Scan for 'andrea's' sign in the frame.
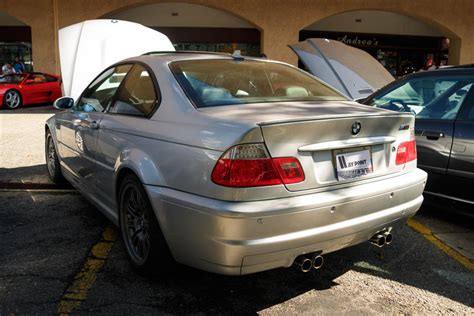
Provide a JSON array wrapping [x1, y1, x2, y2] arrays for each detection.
[[337, 35, 379, 47]]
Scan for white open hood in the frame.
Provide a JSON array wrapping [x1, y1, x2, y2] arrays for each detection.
[[59, 19, 175, 100], [289, 38, 394, 100]]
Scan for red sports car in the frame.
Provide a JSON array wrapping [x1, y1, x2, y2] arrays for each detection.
[[0, 72, 62, 109]]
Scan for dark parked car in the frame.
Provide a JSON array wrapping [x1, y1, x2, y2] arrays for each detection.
[[361, 68, 474, 205], [291, 39, 474, 207]]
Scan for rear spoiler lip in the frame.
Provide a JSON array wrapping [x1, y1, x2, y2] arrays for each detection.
[[257, 113, 414, 126]]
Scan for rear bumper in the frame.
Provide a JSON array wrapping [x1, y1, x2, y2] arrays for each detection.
[[145, 168, 427, 275]]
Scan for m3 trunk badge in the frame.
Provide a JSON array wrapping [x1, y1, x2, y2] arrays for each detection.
[[351, 121, 361, 135]]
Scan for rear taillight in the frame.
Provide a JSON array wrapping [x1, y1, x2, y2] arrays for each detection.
[[396, 140, 417, 165], [211, 144, 305, 187]]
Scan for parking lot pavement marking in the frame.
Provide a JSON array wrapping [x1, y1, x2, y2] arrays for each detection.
[[407, 218, 474, 271], [57, 225, 118, 315]]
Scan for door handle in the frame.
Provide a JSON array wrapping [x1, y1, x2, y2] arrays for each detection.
[[88, 120, 99, 129], [422, 130, 445, 140], [73, 119, 99, 129]]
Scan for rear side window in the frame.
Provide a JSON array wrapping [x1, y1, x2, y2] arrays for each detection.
[[44, 74, 57, 82], [369, 76, 474, 120], [109, 64, 158, 116], [30, 74, 47, 83], [170, 59, 346, 108]]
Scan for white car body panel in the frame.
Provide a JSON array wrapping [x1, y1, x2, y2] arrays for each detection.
[[59, 19, 175, 100], [289, 38, 394, 100]]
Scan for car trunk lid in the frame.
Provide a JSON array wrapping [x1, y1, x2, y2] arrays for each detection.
[[259, 114, 414, 192], [200, 101, 414, 192]]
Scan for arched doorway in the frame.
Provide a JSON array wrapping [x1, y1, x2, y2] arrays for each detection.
[[300, 10, 453, 77], [0, 11, 32, 72], [102, 3, 261, 56]]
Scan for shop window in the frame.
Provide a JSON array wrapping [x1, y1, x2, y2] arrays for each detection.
[[0, 42, 32, 73]]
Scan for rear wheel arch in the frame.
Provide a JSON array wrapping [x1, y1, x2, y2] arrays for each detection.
[[45, 124, 52, 136], [116, 169, 175, 273], [115, 167, 138, 203], [45, 124, 59, 149]]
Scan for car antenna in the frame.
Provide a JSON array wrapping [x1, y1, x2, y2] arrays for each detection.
[[232, 50, 245, 61]]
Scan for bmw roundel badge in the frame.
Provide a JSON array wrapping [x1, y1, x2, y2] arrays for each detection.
[[351, 121, 361, 135]]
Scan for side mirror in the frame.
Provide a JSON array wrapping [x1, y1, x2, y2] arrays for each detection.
[[53, 96, 74, 110], [25, 79, 35, 84]]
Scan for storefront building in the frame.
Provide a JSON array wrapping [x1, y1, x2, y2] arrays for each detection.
[[0, 12, 32, 72], [0, 0, 472, 75], [300, 30, 448, 77]]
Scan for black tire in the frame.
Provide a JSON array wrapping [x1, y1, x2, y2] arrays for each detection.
[[3, 90, 22, 109], [45, 130, 64, 183], [118, 174, 174, 274]]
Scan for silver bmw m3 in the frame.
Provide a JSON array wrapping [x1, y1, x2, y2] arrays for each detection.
[[45, 22, 427, 275]]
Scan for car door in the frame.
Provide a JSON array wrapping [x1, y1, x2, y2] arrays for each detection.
[[57, 64, 132, 192], [22, 74, 52, 103], [443, 89, 474, 201], [93, 63, 160, 211], [366, 75, 474, 175]]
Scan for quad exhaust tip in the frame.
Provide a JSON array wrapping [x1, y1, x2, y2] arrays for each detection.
[[383, 231, 393, 245], [369, 234, 386, 247], [294, 253, 324, 272], [369, 229, 393, 247], [294, 256, 313, 272], [312, 255, 324, 269]]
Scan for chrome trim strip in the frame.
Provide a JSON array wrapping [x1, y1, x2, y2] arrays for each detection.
[[424, 191, 474, 205], [298, 136, 396, 152]]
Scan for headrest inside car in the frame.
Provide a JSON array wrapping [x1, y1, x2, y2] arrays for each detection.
[[200, 87, 232, 103], [276, 86, 309, 97]]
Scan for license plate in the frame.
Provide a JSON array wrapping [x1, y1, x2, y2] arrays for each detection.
[[335, 149, 373, 180]]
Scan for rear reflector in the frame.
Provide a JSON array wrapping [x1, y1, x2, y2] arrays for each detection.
[[396, 140, 417, 165], [211, 144, 305, 187]]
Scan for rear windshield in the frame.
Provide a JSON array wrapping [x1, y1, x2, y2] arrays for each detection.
[[170, 59, 347, 108]]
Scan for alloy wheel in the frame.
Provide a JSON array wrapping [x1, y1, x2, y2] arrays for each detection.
[[5, 91, 20, 109], [123, 185, 151, 265], [47, 137, 56, 177]]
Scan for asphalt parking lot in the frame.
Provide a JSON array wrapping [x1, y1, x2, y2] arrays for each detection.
[[1, 105, 473, 314]]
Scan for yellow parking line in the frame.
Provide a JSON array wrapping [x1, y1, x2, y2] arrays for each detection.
[[57, 225, 118, 315], [407, 218, 474, 271]]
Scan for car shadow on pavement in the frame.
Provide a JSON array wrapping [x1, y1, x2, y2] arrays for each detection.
[[1, 164, 472, 313], [0, 164, 71, 189], [91, 219, 474, 313]]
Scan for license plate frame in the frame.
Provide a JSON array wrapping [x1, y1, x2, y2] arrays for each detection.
[[333, 146, 373, 181]]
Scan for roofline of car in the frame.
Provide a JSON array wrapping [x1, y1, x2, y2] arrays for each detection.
[[418, 66, 474, 74], [143, 51, 232, 57]]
